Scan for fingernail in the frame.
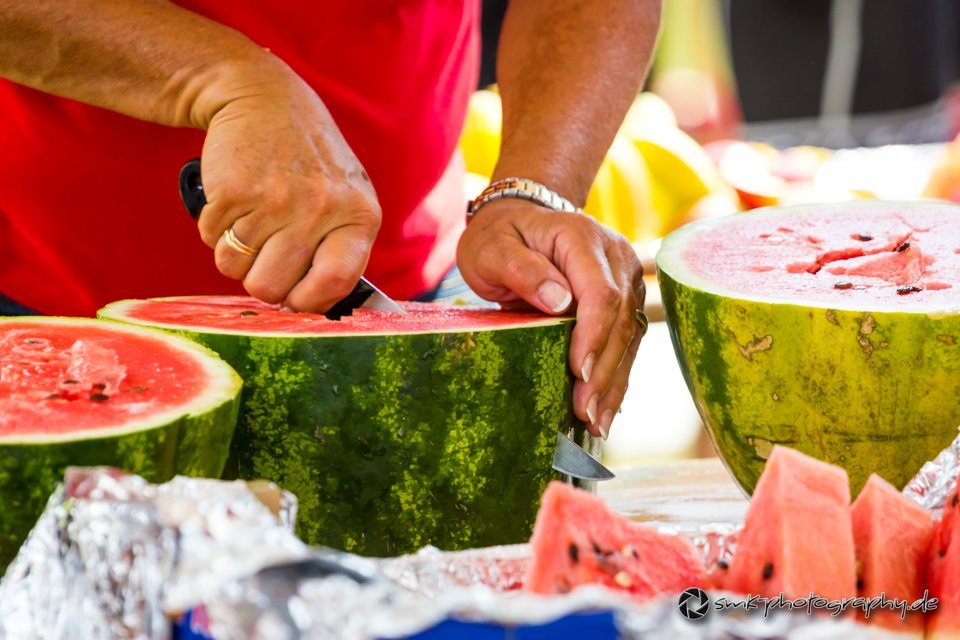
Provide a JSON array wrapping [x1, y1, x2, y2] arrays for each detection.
[[581, 353, 595, 384], [586, 394, 598, 425], [599, 409, 614, 440], [538, 281, 572, 313]]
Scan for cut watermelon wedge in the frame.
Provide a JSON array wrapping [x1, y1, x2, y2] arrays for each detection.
[[525, 481, 709, 602], [724, 446, 857, 600], [927, 483, 960, 640], [851, 473, 932, 634], [0, 317, 241, 568]]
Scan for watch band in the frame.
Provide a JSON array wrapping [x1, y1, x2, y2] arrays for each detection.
[[467, 177, 582, 221]]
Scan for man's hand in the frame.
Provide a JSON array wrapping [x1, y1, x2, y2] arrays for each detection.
[[458, 199, 645, 439], [196, 63, 381, 312]]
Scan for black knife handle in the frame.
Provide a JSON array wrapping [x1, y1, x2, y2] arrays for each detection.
[[324, 279, 374, 321], [178, 157, 206, 220]]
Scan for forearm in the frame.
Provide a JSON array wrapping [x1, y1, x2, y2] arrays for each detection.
[[0, 0, 284, 128], [494, 0, 661, 205]]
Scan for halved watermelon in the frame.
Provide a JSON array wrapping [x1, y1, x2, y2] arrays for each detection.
[[657, 201, 960, 494], [927, 482, 960, 639], [724, 446, 856, 600], [0, 317, 241, 568], [525, 481, 709, 601], [851, 473, 932, 634], [99, 296, 582, 556]]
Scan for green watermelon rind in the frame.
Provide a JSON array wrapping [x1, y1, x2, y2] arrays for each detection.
[[99, 297, 583, 557], [657, 202, 960, 495], [0, 317, 242, 568]]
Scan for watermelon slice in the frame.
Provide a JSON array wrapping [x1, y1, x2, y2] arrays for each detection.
[[99, 296, 582, 556], [851, 473, 932, 634], [0, 317, 241, 568], [525, 481, 709, 602], [724, 446, 856, 600], [927, 483, 960, 640], [657, 201, 960, 494]]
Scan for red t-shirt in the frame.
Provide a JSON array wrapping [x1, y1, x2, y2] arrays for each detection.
[[0, 1, 478, 316]]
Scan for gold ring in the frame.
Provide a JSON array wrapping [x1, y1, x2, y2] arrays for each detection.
[[635, 308, 649, 339], [223, 226, 259, 257]]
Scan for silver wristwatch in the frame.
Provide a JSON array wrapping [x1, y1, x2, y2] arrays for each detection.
[[467, 177, 582, 221]]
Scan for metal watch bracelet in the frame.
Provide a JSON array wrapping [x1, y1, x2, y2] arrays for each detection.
[[466, 177, 582, 221]]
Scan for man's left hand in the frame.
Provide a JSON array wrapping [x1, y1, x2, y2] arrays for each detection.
[[457, 199, 646, 440]]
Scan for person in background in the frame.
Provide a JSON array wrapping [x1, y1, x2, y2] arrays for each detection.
[[726, 0, 960, 148], [0, 0, 660, 440]]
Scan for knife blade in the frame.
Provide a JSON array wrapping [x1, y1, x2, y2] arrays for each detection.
[[552, 432, 615, 481], [178, 158, 406, 319]]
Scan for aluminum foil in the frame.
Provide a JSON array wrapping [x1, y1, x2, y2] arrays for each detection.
[[0, 467, 303, 640], [903, 427, 960, 512]]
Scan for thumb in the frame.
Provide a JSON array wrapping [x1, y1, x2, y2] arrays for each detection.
[[484, 238, 574, 314]]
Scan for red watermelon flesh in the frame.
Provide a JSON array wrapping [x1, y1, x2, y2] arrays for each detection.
[[680, 202, 960, 307], [927, 484, 960, 640], [525, 481, 709, 602], [0, 320, 218, 436], [851, 473, 932, 633], [725, 446, 857, 600], [115, 296, 560, 335]]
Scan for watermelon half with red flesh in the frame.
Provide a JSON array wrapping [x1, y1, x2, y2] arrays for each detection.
[[723, 445, 857, 600], [525, 481, 709, 601], [657, 201, 960, 495], [851, 473, 932, 634], [0, 317, 241, 569], [927, 482, 960, 639], [99, 296, 584, 556]]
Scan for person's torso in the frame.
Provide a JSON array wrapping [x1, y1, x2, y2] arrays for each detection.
[[0, 0, 478, 315]]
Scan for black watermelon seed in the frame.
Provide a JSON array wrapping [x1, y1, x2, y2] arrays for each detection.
[[90, 393, 110, 402], [762, 562, 774, 580], [591, 540, 602, 555], [953, 493, 959, 508], [853, 233, 873, 242], [46, 393, 61, 400], [856, 577, 864, 591], [62, 379, 79, 385], [25, 339, 41, 344], [896, 285, 923, 295], [568, 543, 579, 564], [239, 310, 258, 316], [92, 383, 106, 390], [834, 281, 853, 290], [940, 549, 947, 558], [716, 559, 729, 570], [895, 241, 911, 252]]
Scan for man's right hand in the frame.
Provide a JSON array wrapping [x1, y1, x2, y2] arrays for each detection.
[[196, 62, 381, 313]]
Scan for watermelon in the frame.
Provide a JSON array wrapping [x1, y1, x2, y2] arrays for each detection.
[[927, 482, 960, 639], [851, 473, 932, 634], [0, 317, 241, 568], [724, 446, 856, 600], [98, 296, 582, 556], [657, 201, 960, 494], [525, 481, 709, 601]]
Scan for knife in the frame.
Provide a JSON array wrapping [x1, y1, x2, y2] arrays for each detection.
[[553, 432, 615, 481], [178, 158, 407, 319]]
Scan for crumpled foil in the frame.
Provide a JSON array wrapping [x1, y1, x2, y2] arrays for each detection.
[[5, 431, 960, 640], [0, 467, 304, 640], [903, 427, 960, 512]]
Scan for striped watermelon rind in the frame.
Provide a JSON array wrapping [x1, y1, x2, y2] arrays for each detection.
[[0, 317, 242, 568], [99, 297, 584, 556], [657, 202, 960, 495]]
